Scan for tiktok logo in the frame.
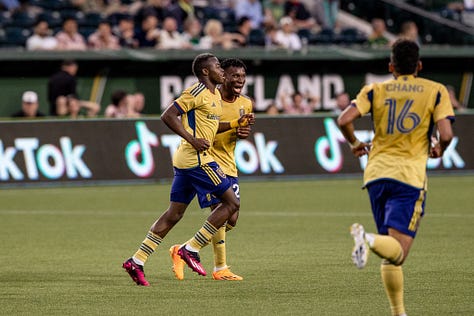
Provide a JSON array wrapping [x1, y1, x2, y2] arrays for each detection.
[[125, 122, 159, 177], [315, 118, 373, 172]]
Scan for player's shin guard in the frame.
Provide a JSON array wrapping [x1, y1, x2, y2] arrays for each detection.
[[381, 260, 406, 316], [366, 234, 404, 265]]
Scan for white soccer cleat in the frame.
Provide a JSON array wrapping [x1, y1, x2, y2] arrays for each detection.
[[350, 223, 369, 269]]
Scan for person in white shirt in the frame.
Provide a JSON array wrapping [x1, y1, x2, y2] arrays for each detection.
[[274, 16, 302, 50], [26, 20, 58, 51], [157, 16, 192, 49]]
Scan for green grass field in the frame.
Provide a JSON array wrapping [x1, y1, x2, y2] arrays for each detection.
[[1, 176, 473, 315]]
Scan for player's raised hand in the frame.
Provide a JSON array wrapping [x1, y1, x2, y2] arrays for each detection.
[[238, 113, 255, 126]]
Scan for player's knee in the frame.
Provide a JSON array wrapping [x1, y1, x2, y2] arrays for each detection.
[[227, 199, 240, 213]]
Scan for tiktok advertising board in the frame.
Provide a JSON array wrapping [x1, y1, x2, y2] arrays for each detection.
[[0, 115, 472, 186]]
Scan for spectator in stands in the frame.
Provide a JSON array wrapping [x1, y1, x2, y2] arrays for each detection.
[[104, 89, 141, 118], [182, 17, 203, 49], [55, 17, 87, 51], [264, 0, 286, 27], [198, 19, 243, 50], [264, 23, 279, 49], [134, 14, 161, 47], [71, 0, 123, 15], [274, 16, 303, 51], [114, 14, 139, 48], [26, 20, 58, 51], [157, 16, 192, 49], [398, 21, 421, 46], [11, 91, 45, 118], [333, 91, 350, 115], [48, 60, 78, 116], [368, 18, 390, 47], [320, 0, 339, 30], [166, 0, 195, 31], [131, 92, 146, 114], [66, 94, 100, 119], [235, 0, 264, 29], [232, 16, 252, 47], [0, 0, 20, 12], [88, 20, 121, 50], [281, 91, 315, 115], [265, 102, 281, 115], [134, 0, 167, 26], [284, 0, 317, 30]]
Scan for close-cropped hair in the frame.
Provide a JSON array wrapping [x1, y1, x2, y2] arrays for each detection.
[[221, 58, 246, 70], [192, 53, 217, 77], [391, 39, 419, 75]]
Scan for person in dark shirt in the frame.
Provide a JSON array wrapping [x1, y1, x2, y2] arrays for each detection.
[[12, 91, 46, 118], [47, 59, 78, 116]]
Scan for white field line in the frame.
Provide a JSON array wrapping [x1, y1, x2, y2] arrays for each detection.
[[0, 210, 473, 218]]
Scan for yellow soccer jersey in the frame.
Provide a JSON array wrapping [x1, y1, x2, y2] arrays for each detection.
[[209, 94, 253, 177], [172, 82, 222, 169], [355, 75, 455, 189]]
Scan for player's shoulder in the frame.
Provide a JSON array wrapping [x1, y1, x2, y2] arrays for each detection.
[[184, 82, 207, 97], [415, 77, 446, 90], [238, 94, 253, 105]]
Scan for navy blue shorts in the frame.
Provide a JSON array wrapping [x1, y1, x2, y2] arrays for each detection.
[[198, 176, 240, 208], [170, 162, 231, 209], [366, 179, 426, 238]]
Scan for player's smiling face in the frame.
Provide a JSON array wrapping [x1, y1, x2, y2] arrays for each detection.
[[224, 66, 246, 96]]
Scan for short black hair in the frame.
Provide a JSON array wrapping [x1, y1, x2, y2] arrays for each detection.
[[111, 90, 128, 106], [61, 59, 77, 67], [220, 58, 246, 71], [391, 39, 419, 75], [192, 53, 217, 77]]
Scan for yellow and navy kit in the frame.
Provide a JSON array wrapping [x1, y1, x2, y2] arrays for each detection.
[[355, 75, 455, 189], [172, 82, 222, 169], [209, 94, 253, 177]]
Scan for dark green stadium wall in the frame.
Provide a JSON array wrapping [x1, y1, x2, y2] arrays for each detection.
[[0, 47, 472, 117]]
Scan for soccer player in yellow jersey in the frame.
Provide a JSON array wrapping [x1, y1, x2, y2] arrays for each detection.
[[169, 58, 254, 281], [337, 39, 454, 316], [122, 53, 253, 286]]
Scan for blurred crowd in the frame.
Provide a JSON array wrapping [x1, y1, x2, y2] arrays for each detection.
[[0, 0, 472, 50]]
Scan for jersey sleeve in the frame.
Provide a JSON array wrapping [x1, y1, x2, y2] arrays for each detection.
[[174, 90, 195, 113], [433, 84, 455, 122], [355, 84, 375, 115]]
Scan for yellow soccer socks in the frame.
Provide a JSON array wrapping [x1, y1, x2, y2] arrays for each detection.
[[187, 221, 218, 251], [133, 231, 162, 265], [381, 261, 406, 316], [365, 233, 404, 265], [212, 225, 227, 270]]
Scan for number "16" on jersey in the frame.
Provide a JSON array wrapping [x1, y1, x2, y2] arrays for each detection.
[[385, 98, 421, 134]]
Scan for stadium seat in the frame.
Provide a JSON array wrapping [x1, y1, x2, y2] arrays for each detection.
[[3, 27, 31, 47], [10, 12, 37, 28], [0, 11, 13, 28], [309, 28, 335, 44], [297, 29, 312, 42], [337, 27, 367, 44], [79, 26, 96, 39], [37, 11, 63, 28], [37, 0, 73, 10], [80, 12, 105, 27], [248, 28, 265, 46]]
